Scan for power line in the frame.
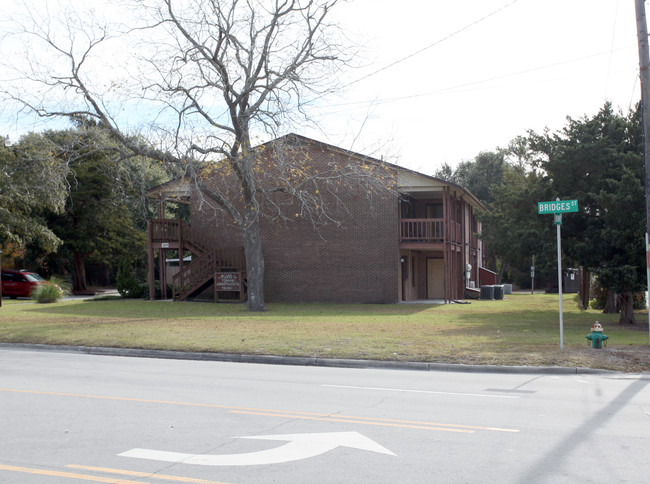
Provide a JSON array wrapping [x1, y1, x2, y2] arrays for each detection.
[[304, 0, 522, 108], [341, 0, 522, 90], [605, 0, 621, 98], [318, 45, 637, 114]]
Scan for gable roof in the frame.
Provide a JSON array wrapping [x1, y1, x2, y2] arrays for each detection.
[[146, 133, 486, 211], [146, 176, 191, 203], [276, 134, 487, 211]]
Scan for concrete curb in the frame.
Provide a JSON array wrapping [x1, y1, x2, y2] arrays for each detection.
[[0, 343, 615, 375]]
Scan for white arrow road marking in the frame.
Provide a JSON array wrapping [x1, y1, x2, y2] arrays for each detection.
[[119, 431, 395, 466]]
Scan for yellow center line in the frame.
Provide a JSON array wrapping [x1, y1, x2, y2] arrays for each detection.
[[0, 464, 143, 483], [0, 387, 519, 433], [67, 465, 232, 484], [229, 410, 520, 433], [251, 410, 520, 433], [229, 410, 474, 433]]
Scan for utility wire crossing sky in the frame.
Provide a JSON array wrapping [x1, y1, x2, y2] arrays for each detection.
[[0, 0, 643, 175]]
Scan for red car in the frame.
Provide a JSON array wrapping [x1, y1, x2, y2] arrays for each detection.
[[1, 269, 47, 298]]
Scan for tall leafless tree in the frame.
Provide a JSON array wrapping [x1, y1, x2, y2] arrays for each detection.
[[2, 0, 394, 311]]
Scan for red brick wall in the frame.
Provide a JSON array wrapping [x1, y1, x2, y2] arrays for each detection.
[[190, 137, 399, 303]]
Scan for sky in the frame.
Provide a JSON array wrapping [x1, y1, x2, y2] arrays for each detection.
[[310, 0, 642, 174], [0, 0, 644, 176]]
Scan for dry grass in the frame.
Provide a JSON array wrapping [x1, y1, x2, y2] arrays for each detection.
[[0, 293, 649, 372]]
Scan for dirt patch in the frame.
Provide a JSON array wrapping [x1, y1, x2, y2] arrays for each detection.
[[531, 346, 650, 373], [578, 346, 650, 372]]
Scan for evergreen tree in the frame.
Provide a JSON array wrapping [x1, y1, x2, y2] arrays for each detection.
[[0, 133, 68, 255], [524, 103, 643, 324], [41, 123, 169, 292]]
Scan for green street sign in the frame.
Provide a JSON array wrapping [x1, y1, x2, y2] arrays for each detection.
[[536, 199, 579, 351], [538, 200, 578, 214]]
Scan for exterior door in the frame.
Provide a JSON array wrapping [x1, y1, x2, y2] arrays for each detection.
[[426, 203, 443, 219], [427, 258, 444, 299]]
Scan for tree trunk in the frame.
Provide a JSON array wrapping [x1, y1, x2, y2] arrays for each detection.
[[496, 261, 506, 285], [602, 290, 618, 313], [618, 291, 637, 324], [242, 218, 266, 312], [579, 267, 590, 309], [72, 252, 89, 294]]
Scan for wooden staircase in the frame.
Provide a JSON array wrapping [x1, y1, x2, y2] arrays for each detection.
[[172, 247, 245, 301], [148, 219, 245, 301]]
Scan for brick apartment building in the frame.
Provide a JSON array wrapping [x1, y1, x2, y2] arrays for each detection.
[[146, 134, 489, 303]]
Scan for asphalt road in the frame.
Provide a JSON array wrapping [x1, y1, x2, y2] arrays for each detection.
[[1, 347, 649, 483]]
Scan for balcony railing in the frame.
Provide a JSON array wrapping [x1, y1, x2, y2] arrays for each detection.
[[150, 219, 181, 243], [149, 219, 212, 253], [399, 218, 444, 243], [399, 219, 462, 244]]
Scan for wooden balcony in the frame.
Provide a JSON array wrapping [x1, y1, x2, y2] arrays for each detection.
[[149, 219, 213, 253], [399, 218, 462, 248]]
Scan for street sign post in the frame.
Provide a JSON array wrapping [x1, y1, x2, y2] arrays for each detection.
[[538, 198, 579, 350]]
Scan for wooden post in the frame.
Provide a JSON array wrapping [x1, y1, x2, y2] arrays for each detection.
[[159, 248, 167, 300], [442, 186, 449, 303], [147, 221, 155, 301], [178, 220, 184, 286], [158, 195, 165, 218]]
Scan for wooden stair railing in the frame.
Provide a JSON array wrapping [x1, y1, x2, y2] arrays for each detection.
[[180, 222, 212, 256], [150, 219, 245, 300], [172, 250, 217, 301], [172, 247, 246, 301]]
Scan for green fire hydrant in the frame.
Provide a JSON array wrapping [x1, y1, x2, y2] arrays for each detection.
[[586, 321, 608, 349]]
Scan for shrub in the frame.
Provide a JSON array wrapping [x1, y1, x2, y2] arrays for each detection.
[[116, 258, 145, 298], [31, 276, 69, 304], [589, 278, 647, 311], [633, 291, 646, 310], [589, 279, 607, 310]]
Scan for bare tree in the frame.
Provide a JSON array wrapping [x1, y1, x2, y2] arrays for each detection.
[[2, 0, 393, 311]]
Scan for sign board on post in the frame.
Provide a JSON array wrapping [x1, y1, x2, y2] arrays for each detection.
[[538, 200, 578, 214], [537, 199, 579, 351], [215, 272, 242, 291], [214, 272, 245, 302]]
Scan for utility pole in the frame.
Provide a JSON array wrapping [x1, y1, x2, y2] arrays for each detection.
[[634, 0, 650, 344]]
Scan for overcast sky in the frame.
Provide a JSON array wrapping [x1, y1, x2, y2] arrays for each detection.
[[0, 0, 643, 176], [313, 0, 642, 174]]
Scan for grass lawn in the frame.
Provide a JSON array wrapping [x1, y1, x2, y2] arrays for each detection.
[[1, 293, 649, 372]]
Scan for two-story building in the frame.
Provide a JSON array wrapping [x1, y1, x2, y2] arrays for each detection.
[[146, 134, 490, 303]]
